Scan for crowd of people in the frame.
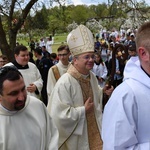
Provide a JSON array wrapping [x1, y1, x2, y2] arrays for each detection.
[[0, 21, 149, 149]]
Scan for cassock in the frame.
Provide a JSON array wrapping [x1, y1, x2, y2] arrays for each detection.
[[5, 62, 43, 99]]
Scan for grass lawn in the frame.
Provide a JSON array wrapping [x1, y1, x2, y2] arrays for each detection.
[[0, 33, 68, 59], [17, 33, 67, 54]]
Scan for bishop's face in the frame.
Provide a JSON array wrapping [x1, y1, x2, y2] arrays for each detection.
[[73, 52, 95, 75]]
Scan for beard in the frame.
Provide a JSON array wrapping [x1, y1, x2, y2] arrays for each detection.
[[14, 98, 26, 110]]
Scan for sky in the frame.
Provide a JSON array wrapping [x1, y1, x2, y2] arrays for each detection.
[[69, 0, 150, 6]]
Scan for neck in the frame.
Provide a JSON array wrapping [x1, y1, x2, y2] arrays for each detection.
[[141, 64, 150, 77], [74, 65, 90, 75], [62, 61, 69, 66]]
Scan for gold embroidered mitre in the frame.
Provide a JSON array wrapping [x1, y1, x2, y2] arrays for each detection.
[[67, 25, 94, 56]]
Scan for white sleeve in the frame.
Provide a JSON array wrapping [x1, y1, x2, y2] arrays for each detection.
[[47, 67, 57, 100], [102, 85, 149, 150]]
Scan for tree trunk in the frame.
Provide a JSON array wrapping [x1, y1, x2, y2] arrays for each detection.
[[0, 17, 14, 61], [0, 0, 38, 62]]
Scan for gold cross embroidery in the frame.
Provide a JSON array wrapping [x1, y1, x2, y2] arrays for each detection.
[[71, 35, 78, 42]]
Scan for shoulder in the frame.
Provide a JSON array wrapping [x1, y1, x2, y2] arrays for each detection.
[[55, 73, 77, 87], [24, 96, 49, 119], [90, 71, 98, 80], [28, 62, 39, 71], [109, 81, 134, 105], [51, 65, 58, 69], [53, 73, 80, 96], [28, 62, 37, 67], [4, 62, 13, 67], [50, 65, 59, 74], [27, 95, 45, 109]]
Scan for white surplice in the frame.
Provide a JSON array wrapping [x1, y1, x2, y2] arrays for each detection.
[[102, 56, 150, 149], [0, 95, 59, 150], [47, 61, 71, 100], [5, 62, 43, 99]]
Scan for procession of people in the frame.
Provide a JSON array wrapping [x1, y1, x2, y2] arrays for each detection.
[[0, 21, 150, 149]]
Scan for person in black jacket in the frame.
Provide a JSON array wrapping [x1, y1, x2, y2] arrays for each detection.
[[34, 47, 54, 105], [107, 49, 125, 88]]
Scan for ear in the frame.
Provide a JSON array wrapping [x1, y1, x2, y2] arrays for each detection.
[[0, 95, 2, 102], [138, 47, 149, 61], [72, 56, 78, 64], [14, 54, 17, 59]]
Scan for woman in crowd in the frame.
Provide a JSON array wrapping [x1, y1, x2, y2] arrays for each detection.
[[92, 52, 108, 87]]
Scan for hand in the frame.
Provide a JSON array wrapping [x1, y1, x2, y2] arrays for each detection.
[[98, 77, 103, 82], [27, 84, 37, 93], [84, 97, 94, 114], [116, 70, 120, 74], [103, 84, 114, 96]]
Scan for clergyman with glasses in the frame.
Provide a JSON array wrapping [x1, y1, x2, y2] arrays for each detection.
[[47, 44, 71, 100], [47, 25, 113, 150]]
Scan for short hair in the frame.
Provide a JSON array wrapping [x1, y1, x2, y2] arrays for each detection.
[[42, 46, 46, 49], [51, 53, 57, 59], [0, 55, 8, 62], [34, 47, 42, 55], [29, 52, 34, 58], [57, 45, 70, 53], [128, 44, 136, 52], [14, 45, 28, 55], [0, 66, 22, 95], [136, 21, 150, 52], [94, 52, 104, 64]]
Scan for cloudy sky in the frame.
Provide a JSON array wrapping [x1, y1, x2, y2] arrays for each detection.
[[70, 0, 150, 5]]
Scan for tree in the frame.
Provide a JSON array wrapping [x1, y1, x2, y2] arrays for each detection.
[[32, 5, 49, 30], [68, 5, 91, 24], [48, 6, 68, 34], [0, 0, 38, 61]]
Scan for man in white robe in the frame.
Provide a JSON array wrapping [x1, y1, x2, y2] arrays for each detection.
[[0, 66, 58, 150], [47, 25, 113, 150], [102, 21, 150, 149], [5, 45, 43, 99], [46, 37, 53, 54], [47, 45, 71, 100]]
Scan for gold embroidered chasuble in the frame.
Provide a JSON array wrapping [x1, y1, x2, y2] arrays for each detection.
[[67, 64, 103, 150]]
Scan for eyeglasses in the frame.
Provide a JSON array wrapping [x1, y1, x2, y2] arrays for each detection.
[[0, 61, 7, 63], [78, 55, 96, 60], [58, 53, 69, 57], [0, 66, 18, 77]]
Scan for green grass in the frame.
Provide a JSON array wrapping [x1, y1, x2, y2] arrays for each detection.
[[54, 33, 67, 43], [52, 44, 62, 53], [0, 34, 68, 59], [17, 33, 67, 53]]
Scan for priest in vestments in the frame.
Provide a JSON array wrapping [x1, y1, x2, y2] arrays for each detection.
[[4, 45, 43, 99], [47, 25, 113, 150], [0, 66, 59, 150]]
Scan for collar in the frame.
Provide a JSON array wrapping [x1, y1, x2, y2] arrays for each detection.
[[59, 60, 71, 68], [67, 64, 90, 82], [0, 104, 18, 114], [12, 60, 29, 69], [95, 61, 100, 65], [141, 65, 150, 78]]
